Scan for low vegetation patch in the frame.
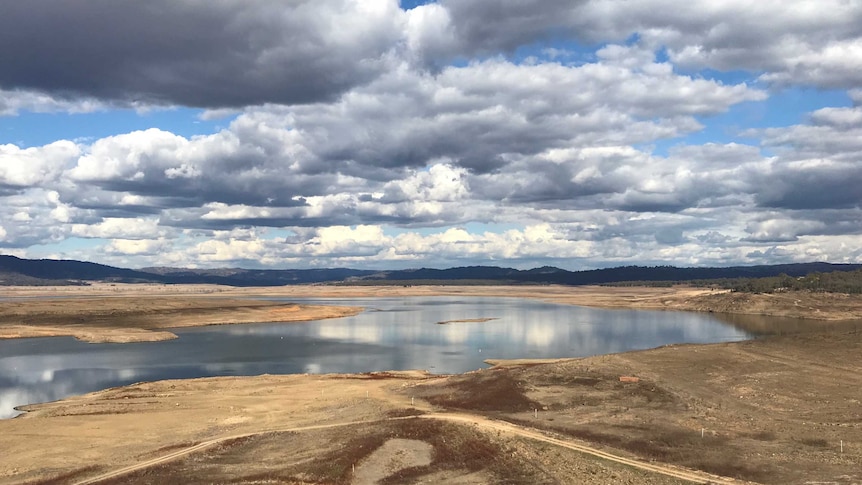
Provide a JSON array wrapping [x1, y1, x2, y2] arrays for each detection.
[[416, 369, 542, 412]]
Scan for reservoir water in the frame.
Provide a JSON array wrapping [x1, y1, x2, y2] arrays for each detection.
[[0, 296, 752, 419]]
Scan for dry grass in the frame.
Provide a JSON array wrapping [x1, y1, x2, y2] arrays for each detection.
[[511, 420, 773, 482], [20, 466, 101, 485]]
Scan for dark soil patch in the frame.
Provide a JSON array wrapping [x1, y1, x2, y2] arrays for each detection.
[[92, 419, 553, 485], [20, 466, 100, 485], [415, 368, 541, 412]]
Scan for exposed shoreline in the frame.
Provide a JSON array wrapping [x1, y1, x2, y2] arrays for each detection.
[[0, 295, 363, 343], [3, 324, 860, 484], [2, 284, 861, 483], [2, 283, 861, 343], [4, 282, 862, 316]]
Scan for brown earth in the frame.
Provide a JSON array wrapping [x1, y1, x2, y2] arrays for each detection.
[[0, 296, 362, 343], [3, 282, 861, 330], [1, 284, 861, 484], [3, 327, 859, 484]]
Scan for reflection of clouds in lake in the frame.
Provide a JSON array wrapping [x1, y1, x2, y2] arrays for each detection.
[[523, 322, 557, 348], [0, 296, 756, 420], [1, 388, 40, 418], [0, 366, 145, 419], [315, 322, 382, 344], [440, 324, 469, 344]]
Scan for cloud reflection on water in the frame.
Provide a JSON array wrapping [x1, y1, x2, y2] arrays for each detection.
[[0, 297, 752, 419]]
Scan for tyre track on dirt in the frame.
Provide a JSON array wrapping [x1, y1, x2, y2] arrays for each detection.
[[72, 418, 408, 485], [423, 413, 751, 484], [73, 412, 750, 485]]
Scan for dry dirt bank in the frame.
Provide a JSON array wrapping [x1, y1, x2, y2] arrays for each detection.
[[0, 296, 362, 343], [5, 282, 862, 322], [1, 371, 699, 485]]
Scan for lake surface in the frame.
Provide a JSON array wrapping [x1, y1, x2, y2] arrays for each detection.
[[0, 296, 752, 419]]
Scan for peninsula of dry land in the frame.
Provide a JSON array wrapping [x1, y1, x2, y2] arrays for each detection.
[[0, 291, 362, 343], [1, 284, 861, 484]]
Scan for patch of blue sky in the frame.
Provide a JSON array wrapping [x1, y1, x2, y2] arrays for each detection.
[[760, 87, 853, 125], [685, 67, 761, 86], [263, 229, 297, 240], [510, 38, 603, 66], [382, 222, 521, 239], [381, 226, 440, 238], [400, 0, 435, 10], [462, 222, 522, 234], [641, 87, 852, 157], [0, 107, 231, 148]]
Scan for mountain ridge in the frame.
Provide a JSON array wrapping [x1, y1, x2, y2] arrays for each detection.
[[2, 254, 861, 287]]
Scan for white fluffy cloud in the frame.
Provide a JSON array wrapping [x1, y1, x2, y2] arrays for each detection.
[[1, 1, 860, 269], [0, 141, 79, 187], [70, 218, 164, 240]]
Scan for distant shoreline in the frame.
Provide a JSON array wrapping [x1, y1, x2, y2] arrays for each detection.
[[1, 283, 860, 344], [0, 295, 363, 343]]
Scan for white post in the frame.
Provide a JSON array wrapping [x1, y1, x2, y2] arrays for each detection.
[[535, 409, 538, 418], [841, 440, 843, 453], [411, 397, 414, 406], [366, 391, 369, 398], [701, 428, 704, 438]]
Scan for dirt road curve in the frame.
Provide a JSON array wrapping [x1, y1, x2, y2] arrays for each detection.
[[72, 418, 404, 485], [423, 413, 745, 485], [73, 413, 743, 485]]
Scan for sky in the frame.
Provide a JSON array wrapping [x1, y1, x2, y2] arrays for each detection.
[[0, 0, 861, 271]]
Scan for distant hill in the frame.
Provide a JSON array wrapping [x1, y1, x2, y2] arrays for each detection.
[[0, 255, 160, 284], [0, 255, 375, 287], [1, 254, 860, 287], [348, 262, 862, 286], [140, 266, 376, 286]]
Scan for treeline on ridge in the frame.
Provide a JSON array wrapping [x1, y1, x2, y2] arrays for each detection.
[[607, 269, 862, 294]]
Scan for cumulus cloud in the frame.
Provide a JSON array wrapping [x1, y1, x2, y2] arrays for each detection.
[[1, 1, 861, 268], [0, 141, 80, 188], [748, 105, 862, 210], [429, 0, 862, 89], [0, 0, 404, 108], [42, 52, 762, 231], [104, 238, 171, 256], [70, 218, 164, 240], [4, 0, 854, 112]]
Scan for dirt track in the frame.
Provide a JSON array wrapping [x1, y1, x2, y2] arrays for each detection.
[[69, 413, 742, 485]]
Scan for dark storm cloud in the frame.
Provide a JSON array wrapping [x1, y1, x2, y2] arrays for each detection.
[[433, 0, 862, 89], [438, 0, 589, 54], [0, 0, 401, 108], [754, 169, 862, 210], [750, 111, 862, 210]]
